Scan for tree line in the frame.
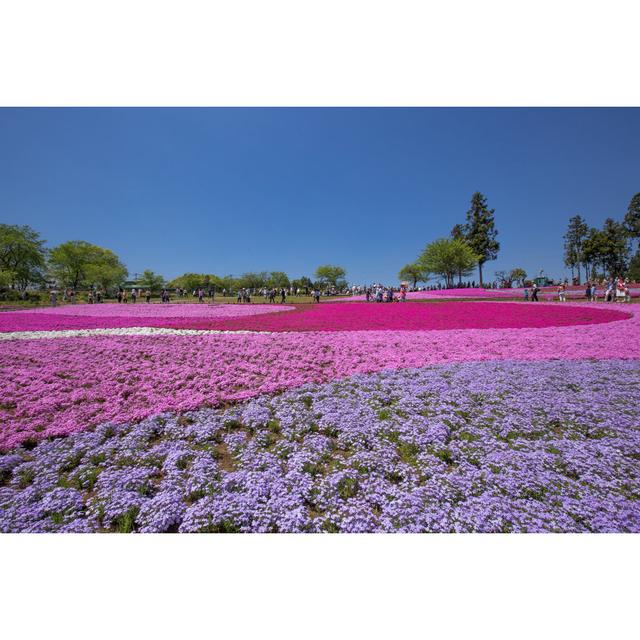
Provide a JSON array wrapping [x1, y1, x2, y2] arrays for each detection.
[[563, 192, 640, 283], [0, 223, 348, 299], [399, 191, 501, 288]]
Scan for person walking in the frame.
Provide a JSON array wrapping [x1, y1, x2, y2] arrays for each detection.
[[145, 289, 151, 303], [50, 290, 58, 307], [280, 288, 286, 304], [531, 283, 539, 302]]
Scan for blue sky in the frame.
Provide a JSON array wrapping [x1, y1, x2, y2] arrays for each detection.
[[1, 107, 638, 284]]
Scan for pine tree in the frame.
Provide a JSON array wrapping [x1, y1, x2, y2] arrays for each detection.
[[450, 223, 465, 241], [601, 218, 630, 277], [624, 192, 640, 250], [463, 192, 499, 286], [563, 215, 589, 284]]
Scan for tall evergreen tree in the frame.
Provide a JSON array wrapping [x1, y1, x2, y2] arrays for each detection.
[[582, 227, 609, 279], [450, 223, 465, 241], [563, 215, 589, 283], [601, 218, 630, 277], [624, 192, 640, 250], [463, 192, 499, 286]]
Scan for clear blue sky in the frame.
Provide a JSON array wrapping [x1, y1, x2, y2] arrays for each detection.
[[1, 108, 638, 284]]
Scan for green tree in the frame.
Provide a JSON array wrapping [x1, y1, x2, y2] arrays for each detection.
[[314, 265, 347, 289], [267, 271, 290, 289], [218, 275, 236, 294], [627, 251, 640, 282], [563, 215, 589, 283], [450, 223, 466, 241], [49, 240, 127, 290], [86, 247, 128, 292], [398, 262, 429, 288], [167, 273, 206, 292], [419, 238, 477, 288], [0, 224, 47, 291], [137, 269, 165, 292], [509, 267, 527, 287], [581, 228, 606, 279], [464, 192, 499, 286], [624, 192, 640, 250], [291, 276, 313, 293], [600, 218, 630, 277], [238, 271, 269, 290]]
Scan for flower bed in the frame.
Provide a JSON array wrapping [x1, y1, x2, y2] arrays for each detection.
[[1, 360, 638, 533], [1, 301, 628, 334], [174, 301, 629, 332], [1, 303, 638, 450]]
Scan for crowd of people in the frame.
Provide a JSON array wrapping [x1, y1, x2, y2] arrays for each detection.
[[361, 284, 408, 302], [46, 276, 636, 308], [526, 277, 634, 303]]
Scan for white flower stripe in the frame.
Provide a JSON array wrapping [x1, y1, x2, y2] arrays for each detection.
[[0, 327, 273, 341]]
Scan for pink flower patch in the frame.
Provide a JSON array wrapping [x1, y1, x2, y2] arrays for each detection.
[[147, 301, 629, 332], [0, 303, 294, 332]]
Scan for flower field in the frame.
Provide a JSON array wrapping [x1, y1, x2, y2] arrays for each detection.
[[1, 301, 639, 532]]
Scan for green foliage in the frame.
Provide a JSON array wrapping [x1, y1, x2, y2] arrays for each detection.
[[314, 264, 347, 289], [419, 238, 478, 287], [624, 192, 640, 240], [495, 267, 527, 288], [450, 223, 466, 241], [136, 269, 165, 292], [237, 271, 269, 290], [49, 240, 127, 290], [291, 276, 312, 292], [336, 476, 359, 500], [601, 218, 630, 277], [581, 227, 605, 278], [0, 224, 47, 291], [217, 274, 236, 293], [509, 267, 527, 287], [398, 262, 429, 288], [17, 466, 36, 489], [434, 448, 455, 465], [563, 215, 589, 283], [464, 192, 499, 285], [627, 251, 640, 282], [267, 271, 290, 289], [397, 440, 420, 465], [114, 506, 139, 533], [582, 219, 630, 278], [167, 272, 220, 291], [87, 247, 128, 292]]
